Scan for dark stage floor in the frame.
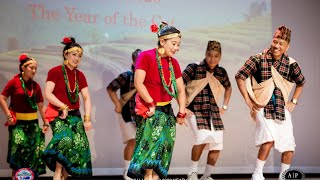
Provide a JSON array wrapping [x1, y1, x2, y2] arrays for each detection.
[[1, 173, 320, 180]]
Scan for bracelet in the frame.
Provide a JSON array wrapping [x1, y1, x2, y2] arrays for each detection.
[[59, 104, 69, 111], [43, 124, 49, 127], [84, 114, 90, 122], [145, 101, 156, 107], [177, 112, 186, 118]]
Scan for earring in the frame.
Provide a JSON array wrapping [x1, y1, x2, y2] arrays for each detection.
[[157, 47, 165, 55], [21, 71, 25, 77], [63, 60, 69, 65]]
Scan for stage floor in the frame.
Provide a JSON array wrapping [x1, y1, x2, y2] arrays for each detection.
[[1, 174, 320, 180]]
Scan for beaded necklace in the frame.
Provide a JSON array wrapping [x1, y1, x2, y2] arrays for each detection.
[[19, 77, 38, 110], [156, 50, 178, 98], [62, 64, 79, 103]]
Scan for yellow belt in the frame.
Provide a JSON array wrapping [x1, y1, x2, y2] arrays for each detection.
[[16, 112, 38, 120], [156, 101, 170, 106]]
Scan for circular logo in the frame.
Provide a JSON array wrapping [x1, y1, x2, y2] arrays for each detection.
[[280, 168, 305, 180], [15, 168, 34, 180]]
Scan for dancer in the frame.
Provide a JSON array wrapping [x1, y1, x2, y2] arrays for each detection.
[[183, 41, 232, 180], [235, 26, 306, 180], [127, 22, 186, 180], [44, 37, 92, 179], [0, 54, 48, 179], [107, 48, 142, 180]]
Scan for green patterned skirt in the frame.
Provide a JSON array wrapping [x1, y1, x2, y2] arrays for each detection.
[[128, 104, 176, 178], [44, 111, 92, 177], [7, 119, 46, 176]]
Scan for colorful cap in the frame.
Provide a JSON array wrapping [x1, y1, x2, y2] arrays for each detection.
[[150, 21, 181, 40], [273, 25, 291, 43], [206, 40, 221, 52]]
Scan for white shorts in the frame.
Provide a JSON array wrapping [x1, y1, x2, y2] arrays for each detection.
[[187, 114, 223, 151], [255, 109, 295, 152], [116, 113, 136, 144]]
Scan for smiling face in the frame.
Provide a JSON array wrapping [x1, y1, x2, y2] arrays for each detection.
[[22, 62, 37, 79], [205, 50, 221, 69], [160, 36, 181, 57], [270, 37, 290, 60], [64, 49, 82, 69]]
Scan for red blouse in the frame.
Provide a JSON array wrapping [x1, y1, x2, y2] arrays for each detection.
[[1, 74, 43, 113], [46, 65, 88, 110], [135, 48, 182, 102]]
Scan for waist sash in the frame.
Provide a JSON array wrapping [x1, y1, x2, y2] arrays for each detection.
[[120, 89, 136, 107], [16, 112, 37, 120], [246, 58, 296, 107], [186, 71, 224, 106]]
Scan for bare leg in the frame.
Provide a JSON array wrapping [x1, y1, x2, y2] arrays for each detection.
[[279, 151, 294, 175], [200, 150, 220, 178], [124, 139, 136, 160], [123, 139, 135, 179], [252, 141, 274, 178], [281, 151, 294, 164], [257, 141, 274, 161], [188, 144, 206, 175], [191, 144, 206, 161], [207, 150, 220, 166], [54, 162, 63, 180]]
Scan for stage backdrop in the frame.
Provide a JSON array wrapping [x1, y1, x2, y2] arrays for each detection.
[[0, 0, 319, 176]]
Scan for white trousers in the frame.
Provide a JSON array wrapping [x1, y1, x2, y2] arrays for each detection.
[[187, 114, 223, 150], [115, 113, 136, 144], [255, 109, 295, 152]]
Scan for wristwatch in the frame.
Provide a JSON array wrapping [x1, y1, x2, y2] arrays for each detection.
[[222, 105, 228, 110], [291, 99, 298, 105]]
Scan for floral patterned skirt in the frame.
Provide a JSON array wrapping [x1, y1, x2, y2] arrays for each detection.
[[44, 112, 92, 177], [7, 120, 46, 176], [128, 104, 176, 178]]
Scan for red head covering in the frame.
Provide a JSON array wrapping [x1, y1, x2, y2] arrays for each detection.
[[19, 53, 28, 62]]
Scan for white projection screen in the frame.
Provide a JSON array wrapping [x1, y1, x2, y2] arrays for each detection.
[[0, 0, 319, 176]]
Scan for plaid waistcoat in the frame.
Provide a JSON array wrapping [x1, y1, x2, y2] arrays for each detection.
[[183, 60, 231, 130], [247, 49, 305, 120]]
